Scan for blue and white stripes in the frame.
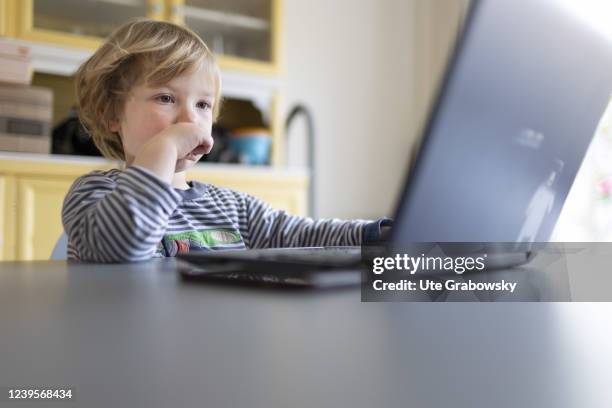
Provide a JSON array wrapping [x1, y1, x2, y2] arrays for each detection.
[[62, 165, 369, 263]]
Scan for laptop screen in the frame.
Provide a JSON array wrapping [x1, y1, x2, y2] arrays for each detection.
[[393, 0, 612, 243]]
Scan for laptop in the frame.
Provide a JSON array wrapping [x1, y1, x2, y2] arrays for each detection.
[[178, 0, 612, 287]]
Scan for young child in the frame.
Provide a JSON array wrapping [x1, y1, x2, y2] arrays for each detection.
[[62, 19, 390, 262]]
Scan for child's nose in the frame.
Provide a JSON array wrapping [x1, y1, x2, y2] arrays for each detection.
[[176, 105, 197, 123]]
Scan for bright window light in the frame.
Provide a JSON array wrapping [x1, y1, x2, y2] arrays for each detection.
[[558, 0, 612, 43]]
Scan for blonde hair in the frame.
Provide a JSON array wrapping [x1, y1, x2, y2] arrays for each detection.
[[75, 18, 222, 160]]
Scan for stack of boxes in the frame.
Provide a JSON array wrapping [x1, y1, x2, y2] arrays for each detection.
[[0, 41, 53, 154]]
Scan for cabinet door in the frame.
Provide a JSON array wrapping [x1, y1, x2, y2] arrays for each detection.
[[11, 0, 164, 49], [0, 175, 17, 261], [17, 177, 73, 260], [0, 0, 7, 36], [169, 0, 281, 74]]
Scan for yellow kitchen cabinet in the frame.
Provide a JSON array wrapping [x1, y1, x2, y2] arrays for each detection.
[[0, 157, 115, 261], [0, 0, 7, 36], [5, 0, 282, 75], [5, 0, 164, 50], [0, 155, 307, 261], [17, 176, 74, 260], [4, 175, 82, 261], [0, 175, 17, 260]]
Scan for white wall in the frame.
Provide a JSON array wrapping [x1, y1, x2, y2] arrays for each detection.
[[282, 0, 467, 219]]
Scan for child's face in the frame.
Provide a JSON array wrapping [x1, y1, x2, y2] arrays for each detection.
[[111, 63, 215, 171]]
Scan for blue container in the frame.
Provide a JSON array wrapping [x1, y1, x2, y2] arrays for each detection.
[[228, 128, 272, 165]]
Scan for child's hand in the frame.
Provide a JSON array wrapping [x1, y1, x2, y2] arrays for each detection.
[[156, 122, 214, 161], [132, 123, 214, 184]]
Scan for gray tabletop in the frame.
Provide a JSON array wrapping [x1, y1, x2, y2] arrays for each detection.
[[1, 259, 611, 408]]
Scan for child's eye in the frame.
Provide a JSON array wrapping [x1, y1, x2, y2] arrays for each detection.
[[196, 101, 212, 111], [156, 94, 174, 104]]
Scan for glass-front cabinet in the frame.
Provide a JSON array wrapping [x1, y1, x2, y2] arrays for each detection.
[[7, 0, 164, 49], [4, 0, 281, 74], [168, 0, 281, 74]]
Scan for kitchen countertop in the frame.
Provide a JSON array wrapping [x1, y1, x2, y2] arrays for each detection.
[[0, 151, 309, 176]]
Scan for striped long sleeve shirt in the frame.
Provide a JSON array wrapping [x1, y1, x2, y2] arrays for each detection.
[[62, 165, 385, 263]]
